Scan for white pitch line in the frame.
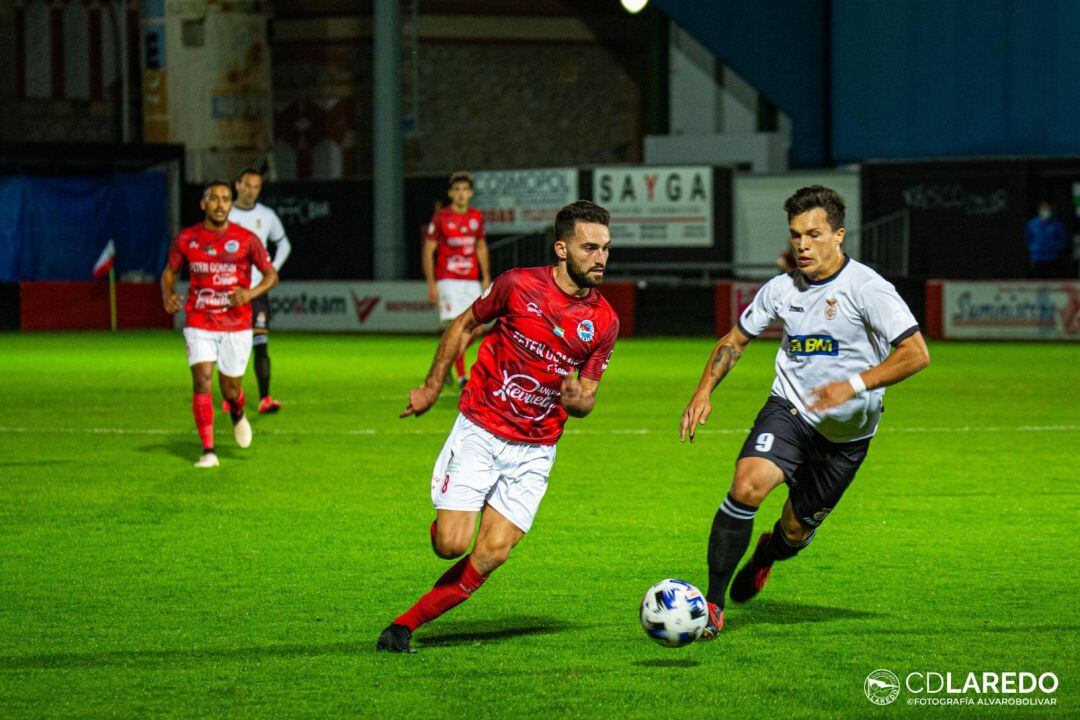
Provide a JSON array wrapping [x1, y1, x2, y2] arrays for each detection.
[[0, 425, 1077, 438]]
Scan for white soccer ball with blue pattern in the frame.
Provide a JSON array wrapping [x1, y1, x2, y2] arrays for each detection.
[[639, 578, 708, 647]]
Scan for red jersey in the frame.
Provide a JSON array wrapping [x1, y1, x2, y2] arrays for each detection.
[[427, 207, 485, 281], [460, 266, 619, 445], [167, 222, 273, 332]]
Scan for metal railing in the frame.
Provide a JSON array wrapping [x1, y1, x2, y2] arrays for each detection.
[[860, 209, 911, 277], [486, 230, 554, 275], [486, 229, 780, 285]]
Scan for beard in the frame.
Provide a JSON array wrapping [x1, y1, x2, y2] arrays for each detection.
[[566, 257, 603, 288]]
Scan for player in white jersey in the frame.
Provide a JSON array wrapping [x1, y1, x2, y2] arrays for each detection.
[[679, 185, 930, 638], [230, 168, 292, 414]]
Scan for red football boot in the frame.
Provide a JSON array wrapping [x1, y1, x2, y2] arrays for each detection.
[[701, 601, 725, 641], [258, 396, 282, 414], [729, 532, 774, 603]]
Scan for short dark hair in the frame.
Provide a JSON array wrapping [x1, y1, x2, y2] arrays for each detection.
[[448, 171, 473, 189], [783, 185, 845, 230], [203, 180, 233, 200], [555, 200, 610, 242]]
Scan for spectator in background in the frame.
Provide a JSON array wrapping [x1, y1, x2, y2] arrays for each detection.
[[1025, 201, 1068, 278]]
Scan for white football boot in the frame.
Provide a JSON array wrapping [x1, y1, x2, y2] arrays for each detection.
[[234, 415, 253, 449], [194, 452, 219, 468]]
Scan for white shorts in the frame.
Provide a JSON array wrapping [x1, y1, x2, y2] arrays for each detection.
[[183, 327, 253, 377], [436, 279, 482, 322], [430, 414, 556, 533]]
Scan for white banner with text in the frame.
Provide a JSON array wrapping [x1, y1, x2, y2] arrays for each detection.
[[173, 281, 443, 333], [592, 165, 713, 247], [940, 280, 1080, 340], [472, 168, 578, 234]]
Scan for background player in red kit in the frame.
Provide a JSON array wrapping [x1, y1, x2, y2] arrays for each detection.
[[160, 181, 279, 468], [378, 201, 618, 653], [422, 171, 491, 388]]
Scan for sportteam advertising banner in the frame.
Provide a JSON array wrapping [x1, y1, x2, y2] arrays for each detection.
[[471, 168, 578, 234], [928, 280, 1080, 340], [173, 282, 443, 332], [592, 166, 713, 247]]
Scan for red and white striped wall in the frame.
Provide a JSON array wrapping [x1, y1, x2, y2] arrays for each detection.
[[15, 0, 138, 102]]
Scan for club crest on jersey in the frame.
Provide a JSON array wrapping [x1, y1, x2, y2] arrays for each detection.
[[825, 298, 838, 320], [576, 319, 595, 342], [224, 240, 240, 253], [788, 334, 839, 356], [469, 218, 479, 230]]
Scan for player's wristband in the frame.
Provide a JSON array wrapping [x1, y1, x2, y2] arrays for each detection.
[[848, 373, 867, 396]]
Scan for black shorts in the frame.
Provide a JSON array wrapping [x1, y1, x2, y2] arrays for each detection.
[[252, 294, 271, 332], [738, 395, 870, 529]]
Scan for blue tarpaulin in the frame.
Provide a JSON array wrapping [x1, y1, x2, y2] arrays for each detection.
[[0, 172, 170, 282]]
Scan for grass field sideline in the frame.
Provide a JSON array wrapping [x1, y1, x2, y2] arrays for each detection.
[[0, 332, 1076, 718]]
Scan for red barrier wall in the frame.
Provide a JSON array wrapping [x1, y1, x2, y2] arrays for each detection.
[[714, 280, 783, 338], [20, 282, 173, 331], [924, 280, 943, 340], [598, 281, 636, 338]]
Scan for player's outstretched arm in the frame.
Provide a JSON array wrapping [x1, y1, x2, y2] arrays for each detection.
[[561, 375, 599, 418], [808, 331, 930, 413], [680, 325, 753, 443], [401, 308, 483, 418], [160, 266, 183, 314]]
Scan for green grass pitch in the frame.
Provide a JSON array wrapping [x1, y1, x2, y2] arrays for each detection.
[[0, 332, 1076, 718]]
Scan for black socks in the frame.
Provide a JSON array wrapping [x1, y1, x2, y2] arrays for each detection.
[[705, 493, 757, 607], [757, 520, 815, 565], [253, 341, 271, 399]]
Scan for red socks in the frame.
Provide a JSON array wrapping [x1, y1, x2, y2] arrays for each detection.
[[226, 390, 245, 420], [454, 355, 466, 379], [394, 555, 488, 631], [192, 393, 215, 451]]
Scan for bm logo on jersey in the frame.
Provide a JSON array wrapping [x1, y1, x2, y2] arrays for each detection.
[[788, 334, 840, 356]]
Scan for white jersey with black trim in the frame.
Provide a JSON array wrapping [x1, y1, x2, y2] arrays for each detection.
[[228, 202, 291, 288], [738, 257, 919, 443]]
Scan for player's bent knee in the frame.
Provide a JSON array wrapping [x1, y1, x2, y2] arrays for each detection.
[[731, 459, 784, 505], [730, 475, 769, 506], [781, 514, 812, 544], [471, 543, 512, 573], [433, 538, 470, 559]]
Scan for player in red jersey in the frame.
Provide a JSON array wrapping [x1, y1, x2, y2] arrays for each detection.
[[377, 200, 618, 653], [423, 171, 491, 388], [160, 181, 279, 468]]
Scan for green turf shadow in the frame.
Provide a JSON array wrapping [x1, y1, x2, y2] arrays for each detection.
[[0, 640, 379, 670], [633, 658, 701, 668], [0, 460, 79, 467], [726, 598, 882, 629], [136, 440, 244, 463], [413, 616, 578, 649]]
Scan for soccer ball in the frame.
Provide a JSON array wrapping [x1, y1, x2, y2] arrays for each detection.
[[639, 578, 708, 648]]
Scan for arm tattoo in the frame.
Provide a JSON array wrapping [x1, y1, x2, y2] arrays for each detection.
[[708, 343, 742, 388]]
